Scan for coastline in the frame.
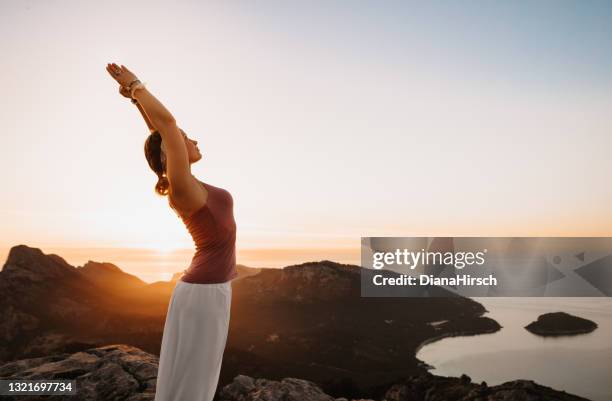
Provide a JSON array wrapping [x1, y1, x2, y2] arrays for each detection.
[[414, 310, 502, 368], [415, 323, 503, 360]]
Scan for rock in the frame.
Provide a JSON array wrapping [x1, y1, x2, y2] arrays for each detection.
[[384, 383, 419, 401], [0, 344, 158, 401], [335, 399, 375, 401], [0, 304, 39, 343], [525, 312, 598, 336], [380, 372, 589, 401], [17, 350, 99, 379], [219, 374, 374, 401], [0, 345, 591, 401], [218, 374, 336, 401], [219, 372, 589, 401]]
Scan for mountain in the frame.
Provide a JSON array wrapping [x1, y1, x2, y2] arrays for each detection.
[[224, 260, 500, 398], [0, 245, 499, 399], [236, 263, 263, 278], [78, 261, 147, 292], [0, 344, 589, 401], [0, 245, 167, 362], [0, 245, 263, 363], [169, 264, 262, 283]]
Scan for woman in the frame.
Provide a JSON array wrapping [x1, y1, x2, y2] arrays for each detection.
[[106, 63, 238, 401]]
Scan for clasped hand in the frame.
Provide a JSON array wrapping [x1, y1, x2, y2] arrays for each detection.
[[106, 63, 139, 98]]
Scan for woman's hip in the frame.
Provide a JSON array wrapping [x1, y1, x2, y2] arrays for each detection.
[[169, 279, 232, 316]]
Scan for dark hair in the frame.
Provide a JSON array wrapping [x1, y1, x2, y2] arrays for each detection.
[[144, 131, 169, 196]]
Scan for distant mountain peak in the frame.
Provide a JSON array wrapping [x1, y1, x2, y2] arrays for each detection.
[[284, 260, 361, 274], [79, 260, 122, 272], [233, 260, 362, 304], [2, 244, 77, 281], [280, 260, 362, 286], [78, 260, 146, 289]]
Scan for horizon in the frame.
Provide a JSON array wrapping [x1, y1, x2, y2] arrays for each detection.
[[0, 244, 361, 283]]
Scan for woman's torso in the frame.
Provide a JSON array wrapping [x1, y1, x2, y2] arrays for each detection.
[[169, 179, 238, 284]]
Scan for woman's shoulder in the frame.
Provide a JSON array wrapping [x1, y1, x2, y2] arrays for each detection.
[[198, 179, 227, 193], [168, 177, 211, 219]]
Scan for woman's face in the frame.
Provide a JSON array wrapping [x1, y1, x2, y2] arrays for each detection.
[[181, 129, 202, 163]]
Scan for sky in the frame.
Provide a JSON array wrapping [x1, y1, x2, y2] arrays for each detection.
[[1, 0, 611, 279]]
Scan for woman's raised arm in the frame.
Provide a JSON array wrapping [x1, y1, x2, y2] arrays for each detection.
[[106, 63, 193, 196], [118, 86, 156, 132]]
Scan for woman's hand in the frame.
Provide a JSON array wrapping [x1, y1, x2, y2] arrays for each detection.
[[119, 85, 131, 98], [106, 63, 139, 88]]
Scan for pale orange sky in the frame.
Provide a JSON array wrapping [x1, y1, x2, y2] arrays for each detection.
[[1, 1, 611, 278]]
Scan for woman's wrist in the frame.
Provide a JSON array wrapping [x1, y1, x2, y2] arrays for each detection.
[[130, 82, 146, 98]]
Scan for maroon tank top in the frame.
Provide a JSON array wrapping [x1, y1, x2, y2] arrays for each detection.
[[170, 180, 238, 284]]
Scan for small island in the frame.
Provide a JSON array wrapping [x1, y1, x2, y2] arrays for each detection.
[[525, 312, 598, 336]]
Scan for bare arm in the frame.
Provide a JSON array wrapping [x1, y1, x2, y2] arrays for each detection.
[[119, 86, 155, 132], [106, 63, 193, 195], [135, 101, 156, 132], [131, 84, 192, 195]]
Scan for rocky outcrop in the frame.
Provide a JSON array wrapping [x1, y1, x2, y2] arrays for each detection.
[[219, 375, 356, 401], [0, 345, 589, 401], [0, 344, 158, 401], [219, 372, 590, 401], [525, 312, 598, 336], [379, 372, 589, 401]]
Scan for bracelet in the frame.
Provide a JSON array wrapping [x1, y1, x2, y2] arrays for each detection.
[[127, 79, 140, 90], [126, 79, 142, 97], [130, 81, 145, 98]]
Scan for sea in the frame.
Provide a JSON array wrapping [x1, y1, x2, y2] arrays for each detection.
[[417, 297, 612, 401]]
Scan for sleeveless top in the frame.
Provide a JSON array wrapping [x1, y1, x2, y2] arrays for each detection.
[[170, 180, 238, 284]]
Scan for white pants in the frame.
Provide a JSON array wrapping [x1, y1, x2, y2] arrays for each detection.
[[155, 280, 232, 401]]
